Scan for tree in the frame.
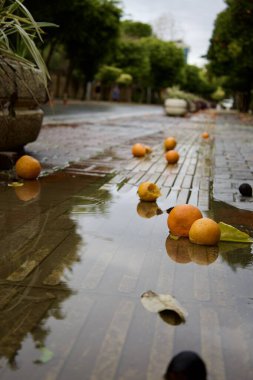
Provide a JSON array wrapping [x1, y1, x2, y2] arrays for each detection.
[[143, 37, 185, 91], [24, 0, 122, 91], [180, 65, 216, 99], [121, 20, 152, 39], [207, 0, 253, 111]]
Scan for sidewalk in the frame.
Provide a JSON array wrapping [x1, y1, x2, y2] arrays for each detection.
[[28, 105, 253, 212], [1, 105, 252, 380]]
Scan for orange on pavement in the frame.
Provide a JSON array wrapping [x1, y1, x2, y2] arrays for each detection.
[[167, 204, 203, 237]]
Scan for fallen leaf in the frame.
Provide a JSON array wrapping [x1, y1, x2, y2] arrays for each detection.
[[141, 290, 188, 323], [219, 222, 253, 243], [34, 347, 54, 364]]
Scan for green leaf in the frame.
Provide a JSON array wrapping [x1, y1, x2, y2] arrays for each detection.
[[218, 222, 253, 243], [34, 347, 54, 364]]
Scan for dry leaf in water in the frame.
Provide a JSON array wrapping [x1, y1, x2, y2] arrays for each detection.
[[141, 290, 188, 324]]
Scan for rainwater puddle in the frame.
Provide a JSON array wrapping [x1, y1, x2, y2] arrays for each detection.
[[0, 172, 252, 379]]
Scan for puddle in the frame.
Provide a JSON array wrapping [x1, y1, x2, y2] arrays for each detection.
[[0, 172, 252, 379]]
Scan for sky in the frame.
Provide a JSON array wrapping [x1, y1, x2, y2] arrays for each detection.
[[121, 0, 226, 66]]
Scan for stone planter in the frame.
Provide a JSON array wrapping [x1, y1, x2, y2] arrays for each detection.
[[164, 98, 188, 117], [0, 58, 47, 151]]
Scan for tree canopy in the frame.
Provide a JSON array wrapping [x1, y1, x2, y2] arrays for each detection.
[[207, 0, 253, 111]]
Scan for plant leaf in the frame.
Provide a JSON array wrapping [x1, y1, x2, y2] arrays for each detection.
[[218, 222, 253, 243]]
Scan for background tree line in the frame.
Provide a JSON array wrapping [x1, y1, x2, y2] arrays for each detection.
[[24, 0, 253, 109]]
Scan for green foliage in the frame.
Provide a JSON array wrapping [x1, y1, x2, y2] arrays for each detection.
[[165, 86, 199, 102], [113, 39, 150, 86], [207, 0, 253, 110], [180, 65, 216, 98], [25, 0, 122, 81], [117, 73, 133, 86], [96, 65, 122, 85], [143, 37, 185, 89], [121, 20, 152, 39], [0, 0, 54, 85]]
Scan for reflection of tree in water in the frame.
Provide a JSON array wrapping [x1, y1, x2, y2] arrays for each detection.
[[0, 172, 112, 366], [210, 199, 253, 271], [219, 242, 253, 271]]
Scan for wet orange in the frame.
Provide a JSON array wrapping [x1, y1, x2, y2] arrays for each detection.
[[137, 182, 161, 202], [165, 150, 179, 164], [164, 137, 177, 151], [132, 143, 146, 157], [202, 132, 209, 139], [15, 180, 41, 201], [167, 204, 203, 237], [189, 217, 221, 246], [15, 155, 41, 180]]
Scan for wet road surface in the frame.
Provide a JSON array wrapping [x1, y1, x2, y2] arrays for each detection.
[[0, 104, 253, 379]]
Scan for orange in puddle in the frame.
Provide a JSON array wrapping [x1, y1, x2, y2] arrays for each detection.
[[15, 155, 41, 180], [167, 204, 203, 237], [189, 217, 221, 246], [137, 182, 161, 202]]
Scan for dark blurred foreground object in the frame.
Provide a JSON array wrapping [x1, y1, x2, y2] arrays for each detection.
[[164, 351, 207, 380], [239, 183, 252, 197]]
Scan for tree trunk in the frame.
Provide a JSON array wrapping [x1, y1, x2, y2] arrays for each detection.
[[63, 62, 74, 95], [235, 91, 251, 113]]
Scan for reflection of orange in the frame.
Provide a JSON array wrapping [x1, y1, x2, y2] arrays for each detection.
[[165, 236, 191, 263], [167, 204, 203, 237], [15, 155, 41, 180], [165, 150, 179, 164], [137, 201, 162, 218], [189, 218, 221, 246], [132, 143, 146, 157], [15, 180, 41, 201], [164, 137, 177, 151], [188, 244, 219, 265]]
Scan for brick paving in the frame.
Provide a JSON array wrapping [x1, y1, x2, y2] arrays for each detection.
[[1, 104, 253, 380], [27, 105, 253, 212]]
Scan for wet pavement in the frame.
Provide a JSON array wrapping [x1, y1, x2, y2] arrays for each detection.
[[0, 102, 253, 379]]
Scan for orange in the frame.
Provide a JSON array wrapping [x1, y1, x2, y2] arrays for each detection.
[[167, 204, 203, 237], [189, 217, 221, 246], [164, 137, 177, 150], [165, 150, 179, 164], [15, 180, 41, 201], [137, 182, 161, 202], [132, 143, 146, 157], [202, 132, 209, 139], [15, 155, 41, 180]]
